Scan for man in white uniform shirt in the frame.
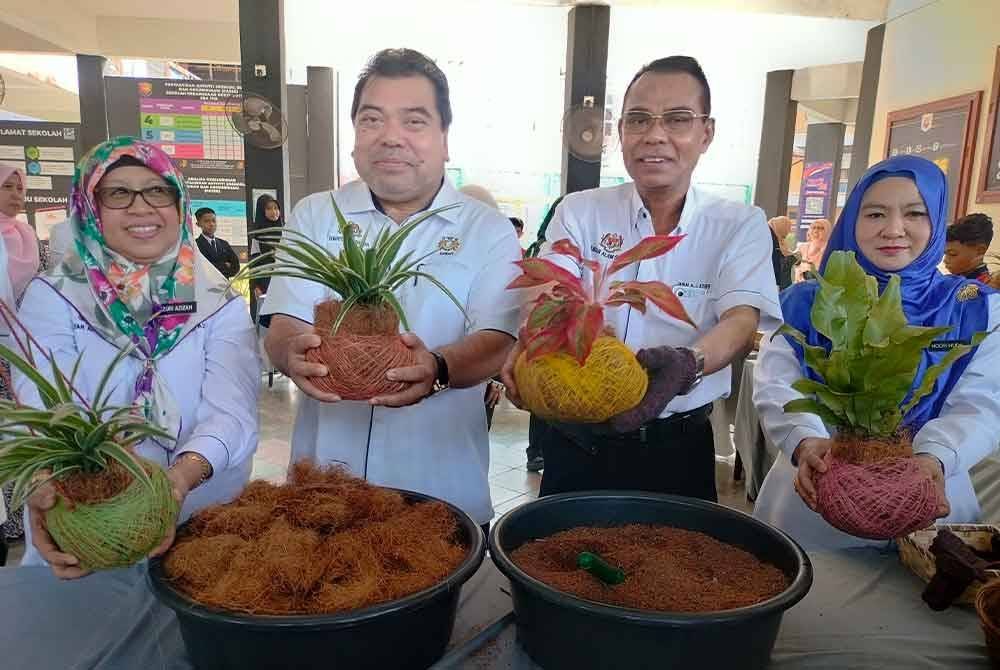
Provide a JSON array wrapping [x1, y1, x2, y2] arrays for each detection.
[[503, 56, 781, 501], [262, 49, 522, 529]]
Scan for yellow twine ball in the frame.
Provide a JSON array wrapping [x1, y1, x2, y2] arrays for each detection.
[[514, 336, 648, 423], [46, 463, 178, 571]]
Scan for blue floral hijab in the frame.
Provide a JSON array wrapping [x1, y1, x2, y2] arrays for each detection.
[[780, 155, 992, 431]]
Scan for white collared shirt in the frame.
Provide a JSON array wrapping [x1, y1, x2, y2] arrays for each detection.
[[15, 280, 260, 565], [539, 182, 781, 415], [262, 179, 523, 524]]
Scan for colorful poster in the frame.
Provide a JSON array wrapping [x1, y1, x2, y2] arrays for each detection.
[[796, 161, 835, 241], [105, 78, 249, 254], [0, 121, 81, 236]]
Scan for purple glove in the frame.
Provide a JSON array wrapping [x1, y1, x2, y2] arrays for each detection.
[[607, 346, 698, 434]]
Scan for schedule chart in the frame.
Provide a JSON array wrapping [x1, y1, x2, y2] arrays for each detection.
[[139, 97, 244, 161]]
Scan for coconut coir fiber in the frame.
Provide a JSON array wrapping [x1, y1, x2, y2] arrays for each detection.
[[163, 462, 467, 615], [510, 525, 789, 612]]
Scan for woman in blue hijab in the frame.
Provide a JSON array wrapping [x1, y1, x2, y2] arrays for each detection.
[[751, 155, 1000, 550]]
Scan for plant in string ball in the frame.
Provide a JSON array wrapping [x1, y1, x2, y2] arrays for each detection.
[[240, 197, 466, 400], [778, 251, 990, 539], [508, 236, 693, 423], [0, 305, 178, 570]]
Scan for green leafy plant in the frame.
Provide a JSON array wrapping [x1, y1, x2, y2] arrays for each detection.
[[776, 250, 989, 438], [0, 304, 174, 510], [239, 195, 467, 334]]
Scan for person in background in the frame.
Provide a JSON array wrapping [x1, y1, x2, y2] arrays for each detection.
[[510, 216, 524, 240], [794, 218, 831, 282], [944, 212, 993, 283], [459, 184, 499, 210], [194, 207, 241, 279], [19, 138, 259, 575], [767, 215, 797, 290], [0, 165, 41, 555], [249, 194, 284, 322]]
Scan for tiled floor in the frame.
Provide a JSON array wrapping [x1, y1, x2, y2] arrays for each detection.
[[3, 374, 751, 566]]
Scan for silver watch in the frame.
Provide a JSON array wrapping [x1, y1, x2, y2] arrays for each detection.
[[682, 346, 705, 394]]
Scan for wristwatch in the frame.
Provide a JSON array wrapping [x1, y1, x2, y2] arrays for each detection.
[[681, 346, 705, 395], [430, 351, 450, 394], [175, 452, 213, 489]]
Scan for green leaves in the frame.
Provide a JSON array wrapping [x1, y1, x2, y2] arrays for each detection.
[[781, 250, 992, 439], [237, 197, 467, 335], [0, 337, 168, 508]]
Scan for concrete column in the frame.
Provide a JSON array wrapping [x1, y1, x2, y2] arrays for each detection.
[[76, 54, 109, 151], [753, 70, 797, 219], [306, 66, 337, 196], [848, 24, 885, 191]]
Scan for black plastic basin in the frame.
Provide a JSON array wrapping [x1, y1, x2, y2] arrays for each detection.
[[148, 489, 485, 670], [489, 491, 812, 670]]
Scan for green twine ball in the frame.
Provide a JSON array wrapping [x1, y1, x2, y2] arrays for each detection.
[[46, 463, 178, 571]]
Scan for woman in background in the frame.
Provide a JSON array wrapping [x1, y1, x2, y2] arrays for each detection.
[[249, 193, 284, 322], [795, 218, 831, 282], [0, 165, 41, 553]]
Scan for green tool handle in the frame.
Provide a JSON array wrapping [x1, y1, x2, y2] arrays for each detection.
[[577, 551, 626, 585]]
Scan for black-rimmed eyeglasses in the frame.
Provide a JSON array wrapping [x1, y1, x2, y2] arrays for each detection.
[[95, 186, 180, 210]]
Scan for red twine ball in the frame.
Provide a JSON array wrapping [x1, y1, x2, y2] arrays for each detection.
[[815, 457, 939, 540]]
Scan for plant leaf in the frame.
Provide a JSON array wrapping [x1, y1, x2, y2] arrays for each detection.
[[782, 398, 842, 426], [506, 258, 586, 298], [607, 234, 685, 277], [550, 239, 600, 274], [564, 303, 605, 364], [607, 280, 694, 327]]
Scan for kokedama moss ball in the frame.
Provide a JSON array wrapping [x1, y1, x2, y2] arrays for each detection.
[[514, 336, 648, 423], [46, 463, 178, 571], [815, 457, 939, 540]]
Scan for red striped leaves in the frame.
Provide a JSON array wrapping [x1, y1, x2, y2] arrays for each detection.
[[523, 299, 604, 364], [607, 280, 694, 326], [506, 257, 586, 300], [607, 234, 685, 277]]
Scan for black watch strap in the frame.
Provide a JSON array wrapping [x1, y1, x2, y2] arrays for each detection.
[[431, 351, 450, 392]]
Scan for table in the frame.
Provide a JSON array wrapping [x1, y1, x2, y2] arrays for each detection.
[[0, 548, 991, 669], [733, 357, 779, 500]]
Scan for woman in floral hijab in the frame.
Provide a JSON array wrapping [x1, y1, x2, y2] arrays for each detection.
[[18, 137, 259, 575]]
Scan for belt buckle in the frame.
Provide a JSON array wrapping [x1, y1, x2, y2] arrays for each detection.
[[639, 425, 647, 445]]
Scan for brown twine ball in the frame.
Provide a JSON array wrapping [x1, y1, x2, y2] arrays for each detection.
[[513, 336, 648, 423], [305, 300, 417, 400], [815, 457, 939, 540]]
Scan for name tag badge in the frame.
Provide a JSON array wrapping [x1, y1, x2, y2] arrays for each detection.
[[928, 340, 965, 352], [673, 284, 709, 301], [159, 301, 197, 316]]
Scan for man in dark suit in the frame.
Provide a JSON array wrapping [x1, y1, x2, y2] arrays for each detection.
[[194, 207, 241, 278]]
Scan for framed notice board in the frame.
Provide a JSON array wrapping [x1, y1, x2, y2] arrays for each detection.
[[884, 91, 982, 224], [977, 47, 1000, 204]]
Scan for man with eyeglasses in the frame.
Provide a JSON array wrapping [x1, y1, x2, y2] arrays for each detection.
[[502, 55, 781, 501]]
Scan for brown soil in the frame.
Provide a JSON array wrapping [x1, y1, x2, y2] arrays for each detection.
[[314, 300, 400, 336], [510, 525, 789, 613], [164, 462, 467, 615], [831, 431, 912, 465], [55, 459, 134, 505]]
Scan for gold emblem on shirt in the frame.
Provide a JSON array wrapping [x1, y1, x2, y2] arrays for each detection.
[[957, 284, 980, 302], [346, 222, 363, 239], [438, 236, 461, 255]]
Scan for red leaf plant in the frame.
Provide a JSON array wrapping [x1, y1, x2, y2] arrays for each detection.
[[507, 236, 694, 365]]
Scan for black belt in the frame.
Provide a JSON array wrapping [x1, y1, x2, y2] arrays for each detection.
[[549, 403, 713, 454], [615, 403, 713, 444]]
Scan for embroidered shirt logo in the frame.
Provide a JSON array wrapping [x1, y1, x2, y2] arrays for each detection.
[[438, 236, 461, 255], [599, 233, 624, 254], [957, 284, 980, 302]]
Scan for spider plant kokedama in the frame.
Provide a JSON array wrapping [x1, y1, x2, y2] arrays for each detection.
[[238, 195, 469, 400], [508, 236, 694, 423], [0, 303, 178, 570]]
